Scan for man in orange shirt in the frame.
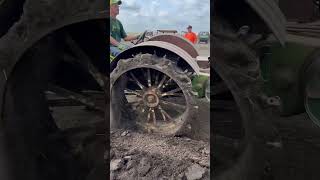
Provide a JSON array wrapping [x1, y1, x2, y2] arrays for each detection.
[[184, 25, 197, 44]]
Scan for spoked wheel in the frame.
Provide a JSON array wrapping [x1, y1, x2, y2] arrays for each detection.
[[1, 20, 107, 180], [211, 68, 248, 177], [111, 54, 197, 135], [212, 17, 274, 179]]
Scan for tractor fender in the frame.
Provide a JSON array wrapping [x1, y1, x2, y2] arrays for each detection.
[[148, 34, 199, 58], [111, 41, 201, 75], [245, 0, 286, 45]]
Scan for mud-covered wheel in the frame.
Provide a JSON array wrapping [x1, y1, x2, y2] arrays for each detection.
[[0, 19, 107, 180], [212, 17, 280, 179], [110, 53, 197, 135]]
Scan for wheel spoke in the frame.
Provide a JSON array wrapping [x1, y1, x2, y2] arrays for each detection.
[[147, 108, 152, 122], [47, 84, 104, 112], [124, 89, 142, 97], [65, 34, 107, 89], [88, 63, 106, 89], [160, 108, 166, 121], [129, 99, 143, 110], [147, 69, 152, 87], [157, 75, 167, 89], [161, 100, 186, 111], [126, 96, 143, 103], [151, 108, 156, 125], [162, 78, 173, 89], [161, 87, 182, 97], [154, 71, 159, 85], [130, 72, 145, 90], [159, 105, 173, 121]]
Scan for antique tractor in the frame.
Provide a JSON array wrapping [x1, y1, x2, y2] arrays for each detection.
[[0, 1, 107, 180], [213, 0, 287, 179], [261, 0, 320, 126], [214, 0, 320, 179], [0, 1, 211, 179], [110, 31, 210, 138]]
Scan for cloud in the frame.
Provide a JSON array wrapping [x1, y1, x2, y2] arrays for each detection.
[[121, 0, 141, 11], [117, 0, 210, 33], [158, 11, 168, 17]]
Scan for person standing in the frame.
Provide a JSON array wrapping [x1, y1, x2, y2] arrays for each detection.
[[184, 25, 197, 44]]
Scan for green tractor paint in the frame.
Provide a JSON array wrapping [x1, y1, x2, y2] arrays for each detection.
[[261, 39, 320, 123], [257, 0, 320, 125], [192, 75, 209, 98]]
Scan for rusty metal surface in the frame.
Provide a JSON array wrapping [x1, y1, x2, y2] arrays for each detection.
[[246, 0, 287, 45], [134, 41, 200, 74], [148, 34, 199, 58]]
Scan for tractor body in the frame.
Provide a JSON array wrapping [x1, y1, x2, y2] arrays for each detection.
[[260, 0, 320, 125]]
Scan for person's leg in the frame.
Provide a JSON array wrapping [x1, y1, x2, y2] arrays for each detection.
[[110, 46, 122, 57]]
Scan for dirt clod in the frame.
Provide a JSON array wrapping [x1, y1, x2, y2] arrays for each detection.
[[138, 157, 151, 176], [121, 130, 130, 137], [110, 159, 123, 171], [185, 164, 206, 180]]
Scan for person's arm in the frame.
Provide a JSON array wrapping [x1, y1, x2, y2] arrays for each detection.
[[118, 21, 139, 41], [110, 36, 120, 46], [123, 34, 139, 41]]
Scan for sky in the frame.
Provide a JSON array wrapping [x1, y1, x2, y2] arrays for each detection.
[[117, 0, 210, 33]]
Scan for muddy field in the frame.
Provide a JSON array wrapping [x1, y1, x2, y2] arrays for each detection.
[[49, 93, 320, 179], [109, 130, 210, 180], [108, 42, 210, 180], [50, 42, 320, 180], [269, 113, 320, 180]]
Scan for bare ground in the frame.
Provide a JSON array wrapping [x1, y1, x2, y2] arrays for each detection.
[[269, 113, 320, 180], [109, 129, 210, 180], [49, 99, 320, 179]]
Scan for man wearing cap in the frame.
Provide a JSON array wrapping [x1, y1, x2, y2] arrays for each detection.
[[110, 0, 140, 57], [184, 25, 197, 44]]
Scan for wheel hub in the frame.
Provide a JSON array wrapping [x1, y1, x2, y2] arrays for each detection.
[[143, 88, 159, 108]]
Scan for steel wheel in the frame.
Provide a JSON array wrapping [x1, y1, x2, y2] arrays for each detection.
[[0, 20, 107, 180], [212, 16, 276, 179], [111, 53, 197, 135]]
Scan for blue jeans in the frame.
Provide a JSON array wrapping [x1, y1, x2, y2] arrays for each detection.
[[110, 46, 122, 57]]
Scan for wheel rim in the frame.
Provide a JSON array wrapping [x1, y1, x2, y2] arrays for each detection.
[[117, 67, 188, 132], [212, 72, 246, 174], [1, 20, 107, 180], [110, 54, 196, 135]]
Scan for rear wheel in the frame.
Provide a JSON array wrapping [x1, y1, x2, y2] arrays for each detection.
[[110, 54, 197, 135], [212, 18, 279, 179], [1, 20, 107, 180]]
